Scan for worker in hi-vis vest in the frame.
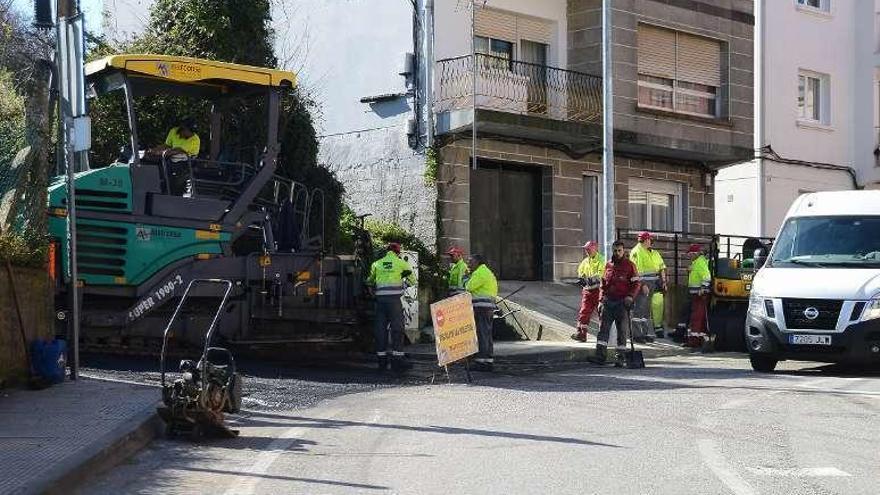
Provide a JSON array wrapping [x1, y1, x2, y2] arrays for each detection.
[[629, 232, 667, 342], [465, 254, 498, 372], [572, 240, 605, 342], [367, 242, 416, 372], [446, 246, 469, 296], [685, 243, 712, 348]]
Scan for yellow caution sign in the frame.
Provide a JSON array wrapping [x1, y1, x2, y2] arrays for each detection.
[[430, 293, 479, 367]]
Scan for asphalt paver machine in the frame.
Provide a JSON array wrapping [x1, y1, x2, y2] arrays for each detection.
[[49, 55, 369, 353]]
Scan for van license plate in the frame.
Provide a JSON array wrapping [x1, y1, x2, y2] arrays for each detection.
[[789, 334, 832, 345]]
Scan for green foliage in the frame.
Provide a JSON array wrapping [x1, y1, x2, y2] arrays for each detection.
[[0, 231, 47, 268], [423, 146, 439, 187], [0, 68, 24, 173], [141, 0, 276, 67]]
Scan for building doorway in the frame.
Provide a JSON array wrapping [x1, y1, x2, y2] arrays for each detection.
[[470, 161, 542, 280]]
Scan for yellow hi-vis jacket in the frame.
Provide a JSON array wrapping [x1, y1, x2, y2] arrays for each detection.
[[165, 127, 201, 156], [466, 264, 498, 309], [688, 255, 711, 294], [630, 243, 666, 282], [448, 259, 469, 292], [368, 252, 415, 297], [577, 253, 605, 290]]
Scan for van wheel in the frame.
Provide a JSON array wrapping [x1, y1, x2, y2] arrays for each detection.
[[749, 354, 778, 373]]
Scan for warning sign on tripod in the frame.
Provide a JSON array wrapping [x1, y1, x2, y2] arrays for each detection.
[[430, 293, 479, 367]]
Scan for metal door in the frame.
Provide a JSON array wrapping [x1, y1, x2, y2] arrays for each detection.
[[470, 163, 540, 280]]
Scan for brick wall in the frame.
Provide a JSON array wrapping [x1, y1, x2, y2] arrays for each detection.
[[0, 267, 52, 386], [437, 137, 712, 280]]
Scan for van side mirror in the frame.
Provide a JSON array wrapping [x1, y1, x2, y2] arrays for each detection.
[[753, 248, 768, 268]]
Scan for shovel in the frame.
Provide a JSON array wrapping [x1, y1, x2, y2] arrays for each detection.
[[623, 309, 645, 369]]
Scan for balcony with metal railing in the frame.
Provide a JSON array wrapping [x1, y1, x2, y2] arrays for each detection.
[[434, 54, 603, 147]]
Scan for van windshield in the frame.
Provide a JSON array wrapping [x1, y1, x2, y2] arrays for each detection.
[[769, 216, 880, 268]]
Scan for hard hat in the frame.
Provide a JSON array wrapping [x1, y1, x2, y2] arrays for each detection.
[[687, 243, 703, 254], [446, 246, 463, 256], [387, 242, 402, 254], [582, 241, 598, 250], [637, 231, 653, 242]]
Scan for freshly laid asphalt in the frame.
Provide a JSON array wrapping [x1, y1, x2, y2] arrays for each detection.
[[78, 353, 880, 495]]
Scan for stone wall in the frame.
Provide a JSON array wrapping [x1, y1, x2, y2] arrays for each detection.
[[0, 267, 52, 386], [436, 137, 712, 279], [321, 126, 437, 247], [568, 0, 754, 158]]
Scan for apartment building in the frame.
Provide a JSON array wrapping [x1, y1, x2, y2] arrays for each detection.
[[433, 0, 754, 280], [716, 0, 879, 237]]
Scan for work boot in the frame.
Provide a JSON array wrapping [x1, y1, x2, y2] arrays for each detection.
[[391, 357, 413, 372], [571, 329, 587, 342], [614, 351, 626, 368], [655, 328, 665, 340], [589, 344, 607, 364], [377, 356, 389, 372]]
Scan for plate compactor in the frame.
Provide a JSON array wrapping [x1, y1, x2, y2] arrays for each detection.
[[158, 279, 242, 440]]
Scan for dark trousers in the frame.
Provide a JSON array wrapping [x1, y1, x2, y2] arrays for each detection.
[[474, 307, 495, 362], [374, 296, 404, 357], [597, 299, 629, 351]]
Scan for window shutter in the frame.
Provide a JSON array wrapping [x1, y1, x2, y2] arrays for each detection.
[[638, 25, 676, 79], [675, 32, 721, 87], [517, 16, 552, 45], [475, 8, 517, 42]]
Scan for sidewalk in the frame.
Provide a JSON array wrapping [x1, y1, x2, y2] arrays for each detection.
[[0, 378, 159, 495], [406, 338, 690, 364]]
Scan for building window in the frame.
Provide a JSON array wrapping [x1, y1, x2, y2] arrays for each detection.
[[798, 71, 830, 124], [637, 25, 722, 119], [475, 36, 514, 69], [797, 0, 830, 13], [628, 178, 684, 232]]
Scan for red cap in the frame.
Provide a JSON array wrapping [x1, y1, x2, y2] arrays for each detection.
[[638, 231, 653, 242], [582, 241, 598, 251], [446, 246, 463, 256], [687, 243, 703, 254], [387, 242, 402, 254]]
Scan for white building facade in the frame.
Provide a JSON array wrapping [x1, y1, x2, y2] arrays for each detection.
[[715, 0, 880, 237]]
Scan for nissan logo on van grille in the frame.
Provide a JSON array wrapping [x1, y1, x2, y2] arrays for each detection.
[[803, 307, 820, 320]]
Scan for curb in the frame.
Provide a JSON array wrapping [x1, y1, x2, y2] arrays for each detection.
[[407, 341, 694, 365], [35, 405, 162, 495]]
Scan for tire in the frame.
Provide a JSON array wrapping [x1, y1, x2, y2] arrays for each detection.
[[749, 354, 778, 373]]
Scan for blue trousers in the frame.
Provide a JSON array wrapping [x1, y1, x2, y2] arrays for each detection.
[[374, 296, 404, 357]]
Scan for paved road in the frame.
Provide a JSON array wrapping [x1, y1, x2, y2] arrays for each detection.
[[80, 355, 880, 495]]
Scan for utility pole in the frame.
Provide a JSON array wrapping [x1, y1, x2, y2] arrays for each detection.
[[54, 0, 88, 380], [601, 0, 615, 260], [754, 0, 765, 237], [470, 0, 477, 171]]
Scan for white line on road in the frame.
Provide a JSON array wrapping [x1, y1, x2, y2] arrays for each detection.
[[222, 408, 341, 495], [746, 467, 852, 477], [697, 439, 757, 495]]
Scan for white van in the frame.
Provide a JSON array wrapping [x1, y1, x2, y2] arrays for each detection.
[[746, 190, 880, 372]]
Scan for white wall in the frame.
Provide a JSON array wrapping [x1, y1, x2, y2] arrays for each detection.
[[714, 163, 758, 237], [101, 0, 151, 41], [434, 0, 567, 67]]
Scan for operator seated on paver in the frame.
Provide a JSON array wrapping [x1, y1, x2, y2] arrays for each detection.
[[572, 240, 605, 343], [683, 243, 712, 349], [591, 240, 641, 366], [446, 246, 469, 296], [368, 242, 415, 372], [466, 254, 498, 372], [630, 231, 668, 343], [146, 117, 201, 195]]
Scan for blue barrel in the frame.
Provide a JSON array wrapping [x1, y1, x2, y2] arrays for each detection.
[[30, 339, 67, 384]]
